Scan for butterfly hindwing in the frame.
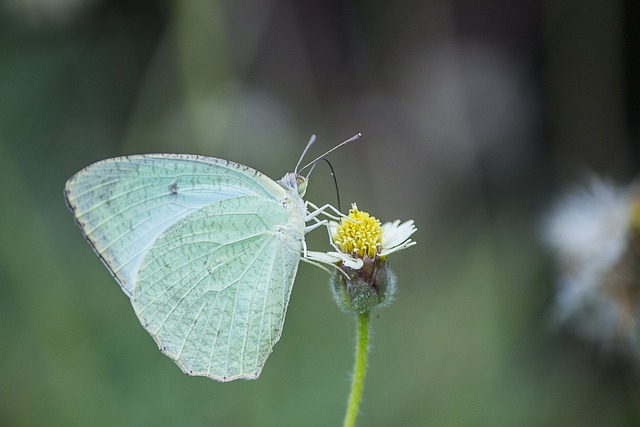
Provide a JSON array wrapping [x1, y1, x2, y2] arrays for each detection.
[[134, 195, 302, 380]]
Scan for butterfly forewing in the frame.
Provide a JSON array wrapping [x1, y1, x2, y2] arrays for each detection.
[[64, 154, 285, 296], [65, 154, 305, 380]]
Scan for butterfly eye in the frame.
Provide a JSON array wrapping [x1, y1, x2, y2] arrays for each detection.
[[296, 175, 308, 197]]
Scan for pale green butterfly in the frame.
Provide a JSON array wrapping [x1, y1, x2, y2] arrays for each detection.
[[64, 135, 359, 381]]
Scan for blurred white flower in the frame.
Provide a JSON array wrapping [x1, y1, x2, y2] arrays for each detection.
[[543, 177, 640, 365]]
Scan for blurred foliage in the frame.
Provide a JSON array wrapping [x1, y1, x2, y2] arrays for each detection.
[[1, 0, 640, 426]]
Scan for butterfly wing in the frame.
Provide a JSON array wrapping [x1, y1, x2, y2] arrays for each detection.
[[65, 154, 305, 380]]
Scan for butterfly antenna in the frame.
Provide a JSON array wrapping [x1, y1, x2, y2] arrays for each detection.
[[305, 160, 319, 177], [298, 133, 362, 174], [294, 134, 317, 174]]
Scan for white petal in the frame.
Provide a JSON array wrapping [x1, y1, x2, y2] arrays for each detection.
[[326, 251, 364, 269], [305, 250, 364, 269], [343, 257, 364, 269], [306, 251, 341, 264], [381, 219, 417, 250], [380, 240, 417, 257]]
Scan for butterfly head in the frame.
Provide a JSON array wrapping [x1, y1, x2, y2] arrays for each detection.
[[279, 172, 308, 198]]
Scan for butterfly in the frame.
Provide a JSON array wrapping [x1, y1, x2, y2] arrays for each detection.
[[64, 135, 359, 381]]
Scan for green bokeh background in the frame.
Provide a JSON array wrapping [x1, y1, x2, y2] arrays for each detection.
[[2, 1, 639, 426]]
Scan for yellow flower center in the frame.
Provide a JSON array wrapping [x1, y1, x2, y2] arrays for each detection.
[[334, 205, 382, 258]]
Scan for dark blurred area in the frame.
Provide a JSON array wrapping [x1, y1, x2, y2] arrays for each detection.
[[1, 0, 639, 425]]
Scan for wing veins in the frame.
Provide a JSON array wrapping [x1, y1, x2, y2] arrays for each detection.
[[141, 235, 272, 341], [136, 233, 269, 299], [246, 238, 281, 373], [221, 237, 275, 377], [192, 290, 221, 373]]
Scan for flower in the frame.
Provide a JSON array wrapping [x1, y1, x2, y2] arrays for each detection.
[[307, 204, 417, 270], [307, 204, 417, 314], [543, 177, 640, 365]]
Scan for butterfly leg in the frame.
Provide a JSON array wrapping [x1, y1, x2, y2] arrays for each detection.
[[302, 219, 337, 251], [302, 202, 362, 274], [304, 201, 361, 250], [304, 201, 347, 222], [300, 230, 349, 278], [299, 224, 343, 275], [304, 217, 344, 254], [299, 256, 350, 279], [305, 201, 359, 226], [299, 256, 334, 275]]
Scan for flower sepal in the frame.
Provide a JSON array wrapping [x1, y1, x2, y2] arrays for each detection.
[[330, 257, 397, 314]]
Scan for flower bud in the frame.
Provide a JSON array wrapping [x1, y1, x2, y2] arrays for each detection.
[[330, 257, 397, 314]]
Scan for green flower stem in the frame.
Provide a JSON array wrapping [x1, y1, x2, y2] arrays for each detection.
[[343, 311, 371, 427]]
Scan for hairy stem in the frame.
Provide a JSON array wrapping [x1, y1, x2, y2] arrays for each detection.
[[343, 311, 370, 427]]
